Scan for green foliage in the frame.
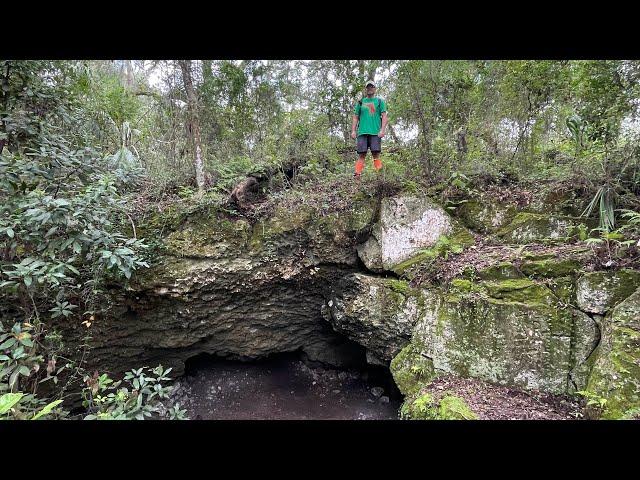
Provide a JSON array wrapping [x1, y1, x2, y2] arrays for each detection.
[[582, 185, 616, 231], [0, 64, 150, 327], [582, 211, 639, 267], [82, 365, 188, 420], [577, 389, 608, 410], [0, 322, 42, 393]]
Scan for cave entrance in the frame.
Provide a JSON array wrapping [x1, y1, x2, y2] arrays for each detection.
[[172, 348, 402, 420]]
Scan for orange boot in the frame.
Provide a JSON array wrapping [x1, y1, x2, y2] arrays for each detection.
[[354, 158, 365, 177], [373, 157, 383, 171]]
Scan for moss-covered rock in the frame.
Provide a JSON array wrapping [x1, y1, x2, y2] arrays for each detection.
[[390, 342, 437, 397], [482, 278, 558, 305], [584, 287, 640, 419], [323, 274, 425, 360], [526, 188, 583, 216], [437, 395, 479, 420], [455, 198, 517, 234], [390, 228, 475, 277], [475, 262, 523, 281], [520, 257, 583, 278], [576, 269, 640, 315], [495, 212, 581, 244], [546, 276, 577, 304], [409, 282, 577, 394]]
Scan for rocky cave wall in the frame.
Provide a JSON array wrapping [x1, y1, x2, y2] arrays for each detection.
[[70, 189, 640, 419]]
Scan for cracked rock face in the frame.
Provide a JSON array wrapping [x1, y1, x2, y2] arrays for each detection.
[[49, 189, 638, 412], [356, 196, 453, 272], [585, 287, 640, 419], [568, 310, 600, 392]]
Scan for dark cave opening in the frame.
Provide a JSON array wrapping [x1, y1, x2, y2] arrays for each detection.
[[174, 346, 402, 420]]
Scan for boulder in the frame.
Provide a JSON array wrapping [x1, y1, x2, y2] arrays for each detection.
[[455, 197, 517, 234], [356, 196, 454, 272], [576, 269, 640, 315], [390, 342, 437, 397], [323, 274, 424, 361], [397, 279, 598, 395]]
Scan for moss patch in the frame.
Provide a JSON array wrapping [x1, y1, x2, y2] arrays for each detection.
[[520, 257, 582, 278], [390, 343, 437, 397], [476, 262, 523, 281], [483, 278, 557, 305], [391, 226, 475, 277], [385, 279, 415, 296], [455, 197, 517, 234], [400, 392, 478, 420]]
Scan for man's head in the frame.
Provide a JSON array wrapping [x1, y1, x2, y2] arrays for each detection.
[[365, 80, 376, 96]]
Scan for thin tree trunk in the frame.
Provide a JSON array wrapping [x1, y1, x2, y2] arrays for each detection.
[[178, 60, 206, 191], [408, 69, 431, 174], [0, 61, 11, 154], [387, 122, 400, 144], [202, 60, 213, 82]]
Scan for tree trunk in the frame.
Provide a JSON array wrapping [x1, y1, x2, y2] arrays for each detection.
[[202, 60, 213, 82], [178, 60, 206, 191], [0, 61, 11, 154], [387, 122, 400, 144]]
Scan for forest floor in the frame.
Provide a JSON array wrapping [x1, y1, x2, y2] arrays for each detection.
[[421, 375, 585, 420]]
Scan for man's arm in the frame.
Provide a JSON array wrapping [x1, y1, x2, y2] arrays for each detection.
[[379, 112, 388, 138], [351, 115, 359, 139]]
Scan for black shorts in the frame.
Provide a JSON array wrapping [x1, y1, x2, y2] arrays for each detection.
[[356, 134, 382, 154]]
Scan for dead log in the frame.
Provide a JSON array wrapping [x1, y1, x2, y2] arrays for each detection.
[[229, 176, 259, 209]]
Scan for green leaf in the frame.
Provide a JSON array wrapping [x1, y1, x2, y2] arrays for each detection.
[[9, 369, 20, 390], [66, 264, 80, 275], [31, 399, 63, 420], [0, 392, 24, 415], [0, 338, 16, 349]]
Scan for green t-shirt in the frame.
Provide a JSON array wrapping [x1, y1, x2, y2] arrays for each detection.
[[353, 97, 387, 136]]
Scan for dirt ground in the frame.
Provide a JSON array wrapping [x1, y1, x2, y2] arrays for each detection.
[[167, 354, 402, 420], [420, 374, 585, 420]]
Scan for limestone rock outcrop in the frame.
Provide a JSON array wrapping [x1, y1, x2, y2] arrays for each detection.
[[49, 187, 639, 420]]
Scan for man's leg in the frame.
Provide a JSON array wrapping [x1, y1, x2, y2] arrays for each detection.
[[371, 135, 382, 171], [355, 153, 366, 176], [355, 135, 367, 177], [372, 151, 382, 171]]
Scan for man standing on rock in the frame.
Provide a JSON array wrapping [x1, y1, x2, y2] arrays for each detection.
[[351, 80, 388, 179]]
